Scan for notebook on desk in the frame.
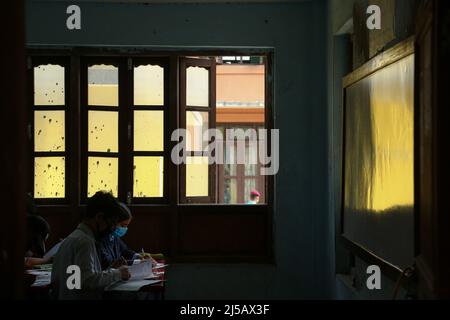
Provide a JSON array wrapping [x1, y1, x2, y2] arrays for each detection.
[[105, 279, 162, 292]]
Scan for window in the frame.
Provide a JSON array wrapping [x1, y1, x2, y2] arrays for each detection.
[[27, 51, 273, 261], [30, 58, 69, 202], [180, 58, 216, 203], [80, 58, 169, 203]]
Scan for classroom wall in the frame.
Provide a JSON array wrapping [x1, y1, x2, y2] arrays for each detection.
[[327, 0, 418, 300], [26, 0, 331, 299]]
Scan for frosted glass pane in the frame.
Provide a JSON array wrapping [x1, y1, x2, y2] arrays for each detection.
[[34, 111, 65, 152], [34, 157, 65, 198], [187, 66, 209, 107], [133, 157, 164, 198], [134, 111, 164, 151], [88, 65, 118, 106], [186, 111, 208, 152], [34, 64, 65, 105], [88, 111, 118, 153], [134, 65, 164, 105], [88, 157, 118, 197], [224, 178, 237, 204], [186, 156, 209, 197]]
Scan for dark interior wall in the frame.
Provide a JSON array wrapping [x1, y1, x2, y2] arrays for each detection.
[[327, 0, 418, 299], [0, 0, 26, 299], [26, 0, 331, 299]]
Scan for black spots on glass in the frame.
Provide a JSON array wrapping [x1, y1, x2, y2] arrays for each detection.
[[107, 148, 111, 153], [38, 129, 42, 136]]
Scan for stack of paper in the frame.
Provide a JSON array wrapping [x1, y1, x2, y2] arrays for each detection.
[[105, 279, 162, 292], [128, 260, 153, 280], [26, 270, 51, 287]]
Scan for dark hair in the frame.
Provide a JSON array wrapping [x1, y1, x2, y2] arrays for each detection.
[[85, 191, 123, 222], [27, 215, 50, 238], [26, 215, 50, 256], [117, 202, 132, 222]]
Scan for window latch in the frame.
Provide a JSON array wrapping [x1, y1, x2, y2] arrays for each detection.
[[126, 191, 132, 205]]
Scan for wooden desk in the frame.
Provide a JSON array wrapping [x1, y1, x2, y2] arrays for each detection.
[[25, 259, 166, 300], [137, 259, 166, 300]]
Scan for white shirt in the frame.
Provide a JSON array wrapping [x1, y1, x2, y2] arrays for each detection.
[[51, 223, 122, 300]]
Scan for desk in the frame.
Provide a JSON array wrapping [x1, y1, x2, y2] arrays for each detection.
[[25, 259, 166, 300], [138, 259, 166, 300], [104, 259, 166, 300]]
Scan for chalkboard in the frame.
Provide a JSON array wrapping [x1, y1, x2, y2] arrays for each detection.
[[342, 50, 415, 270]]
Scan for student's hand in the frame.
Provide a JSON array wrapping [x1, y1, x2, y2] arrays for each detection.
[[43, 256, 53, 264], [119, 266, 130, 281], [140, 254, 158, 266], [139, 253, 152, 260], [111, 259, 125, 269]]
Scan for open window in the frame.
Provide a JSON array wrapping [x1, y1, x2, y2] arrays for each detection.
[[27, 50, 273, 262], [180, 57, 216, 204]]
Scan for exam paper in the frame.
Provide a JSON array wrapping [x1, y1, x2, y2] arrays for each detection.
[[128, 259, 153, 280], [105, 279, 162, 291]]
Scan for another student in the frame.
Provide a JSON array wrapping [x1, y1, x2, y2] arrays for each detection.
[[51, 191, 131, 300], [97, 202, 154, 270], [24, 214, 52, 268], [247, 190, 261, 204]]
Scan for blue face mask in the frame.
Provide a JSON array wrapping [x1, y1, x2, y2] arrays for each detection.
[[111, 226, 128, 238]]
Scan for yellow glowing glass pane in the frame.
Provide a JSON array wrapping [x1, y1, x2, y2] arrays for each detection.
[[34, 111, 65, 152], [133, 157, 164, 198], [34, 64, 65, 106], [134, 65, 164, 105], [186, 66, 209, 107], [34, 157, 65, 198], [186, 111, 208, 152], [88, 65, 118, 106], [344, 54, 414, 212], [134, 111, 164, 151], [186, 156, 209, 197], [88, 111, 118, 153], [88, 157, 118, 197]]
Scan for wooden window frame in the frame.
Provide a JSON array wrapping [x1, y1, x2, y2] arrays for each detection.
[[80, 57, 124, 203], [27, 56, 71, 205], [179, 57, 217, 204], [26, 48, 274, 263]]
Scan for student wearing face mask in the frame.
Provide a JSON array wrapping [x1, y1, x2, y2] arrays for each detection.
[[50, 191, 131, 300], [96, 202, 152, 270], [24, 214, 52, 268]]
